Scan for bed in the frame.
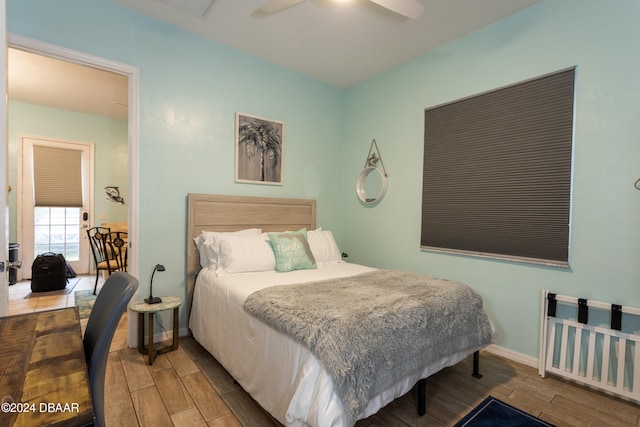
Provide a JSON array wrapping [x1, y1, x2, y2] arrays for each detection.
[[186, 193, 495, 426]]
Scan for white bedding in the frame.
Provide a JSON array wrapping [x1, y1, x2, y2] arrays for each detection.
[[189, 262, 492, 426]]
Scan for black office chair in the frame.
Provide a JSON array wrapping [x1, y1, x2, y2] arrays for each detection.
[[83, 271, 138, 427]]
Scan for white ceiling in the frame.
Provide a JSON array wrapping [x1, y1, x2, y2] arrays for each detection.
[[112, 0, 541, 88], [7, 0, 541, 120], [8, 48, 129, 120]]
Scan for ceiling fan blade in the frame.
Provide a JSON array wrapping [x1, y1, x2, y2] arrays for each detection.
[[369, 0, 425, 19], [252, 0, 306, 16]]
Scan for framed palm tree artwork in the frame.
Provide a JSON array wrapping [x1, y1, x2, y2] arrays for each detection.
[[235, 112, 284, 185]]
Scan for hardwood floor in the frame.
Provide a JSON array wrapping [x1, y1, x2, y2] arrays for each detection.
[[8, 276, 640, 426]]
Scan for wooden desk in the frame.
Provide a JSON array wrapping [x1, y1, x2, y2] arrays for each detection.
[[0, 307, 93, 427]]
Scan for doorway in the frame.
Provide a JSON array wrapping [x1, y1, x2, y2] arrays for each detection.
[[8, 46, 129, 281], [7, 34, 140, 346]]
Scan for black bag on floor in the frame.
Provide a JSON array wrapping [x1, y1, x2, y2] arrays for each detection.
[[31, 252, 68, 292], [65, 262, 77, 278]]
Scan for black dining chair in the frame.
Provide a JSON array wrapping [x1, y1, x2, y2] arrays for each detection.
[[86, 226, 112, 294], [103, 231, 128, 274], [83, 271, 138, 427]]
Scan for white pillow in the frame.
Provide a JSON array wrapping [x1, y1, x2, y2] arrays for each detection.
[[307, 228, 342, 264], [215, 233, 276, 275], [194, 228, 262, 269]]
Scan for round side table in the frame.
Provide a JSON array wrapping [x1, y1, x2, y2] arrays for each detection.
[[130, 296, 183, 365]]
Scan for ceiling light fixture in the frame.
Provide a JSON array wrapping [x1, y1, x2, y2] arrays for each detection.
[[252, 0, 425, 19]]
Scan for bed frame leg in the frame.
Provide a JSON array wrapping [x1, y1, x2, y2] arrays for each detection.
[[417, 378, 426, 416], [472, 351, 483, 379], [417, 351, 481, 417]]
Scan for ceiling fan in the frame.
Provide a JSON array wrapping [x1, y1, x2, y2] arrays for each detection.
[[252, 0, 426, 19]]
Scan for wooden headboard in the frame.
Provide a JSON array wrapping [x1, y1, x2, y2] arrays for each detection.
[[186, 193, 316, 317]]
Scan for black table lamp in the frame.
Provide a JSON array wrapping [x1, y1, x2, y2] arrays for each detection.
[[145, 264, 165, 304]]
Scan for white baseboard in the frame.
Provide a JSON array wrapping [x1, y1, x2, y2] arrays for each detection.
[[483, 344, 539, 369]]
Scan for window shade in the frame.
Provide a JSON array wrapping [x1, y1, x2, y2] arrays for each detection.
[[421, 67, 575, 266], [33, 146, 83, 207]]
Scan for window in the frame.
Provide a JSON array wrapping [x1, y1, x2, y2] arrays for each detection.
[[34, 207, 81, 260], [421, 67, 575, 266]]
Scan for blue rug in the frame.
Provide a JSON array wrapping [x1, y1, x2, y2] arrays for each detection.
[[454, 396, 555, 427], [74, 290, 97, 319]]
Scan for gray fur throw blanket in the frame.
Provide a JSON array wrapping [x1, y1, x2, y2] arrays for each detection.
[[244, 269, 494, 426]]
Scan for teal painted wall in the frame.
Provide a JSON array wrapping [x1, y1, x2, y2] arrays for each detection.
[[7, 101, 129, 242], [7, 0, 640, 358], [341, 0, 640, 357], [7, 0, 345, 329]]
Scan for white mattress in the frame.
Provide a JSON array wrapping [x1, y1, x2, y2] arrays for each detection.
[[189, 263, 487, 426]]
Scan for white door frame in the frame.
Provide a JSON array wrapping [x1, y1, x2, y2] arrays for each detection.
[[18, 135, 94, 277], [0, 0, 9, 316], [8, 34, 140, 347]]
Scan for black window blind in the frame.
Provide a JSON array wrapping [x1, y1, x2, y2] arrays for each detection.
[[421, 67, 575, 266]]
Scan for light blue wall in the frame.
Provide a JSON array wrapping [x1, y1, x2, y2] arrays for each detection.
[[341, 0, 640, 357], [8, 0, 640, 358], [7, 101, 129, 242], [7, 0, 345, 328]]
